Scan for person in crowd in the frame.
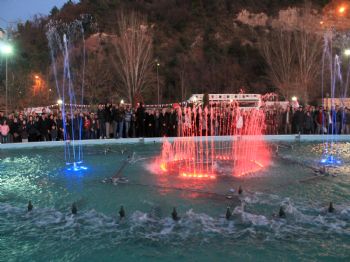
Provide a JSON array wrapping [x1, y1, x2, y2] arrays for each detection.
[[26, 116, 39, 142], [57, 113, 64, 140], [118, 105, 125, 138], [90, 115, 98, 139], [83, 115, 91, 140], [10, 117, 23, 143], [293, 106, 305, 134], [136, 103, 145, 137], [304, 111, 314, 134], [19, 114, 28, 142], [97, 104, 106, 139], [124, 106, 132, 138], [159, 109, 167, 136], [336, 106, 343, 134], [0, 120, 10, 143], [38, 113, 50, 141], [345, 107, 350, 134], [105, 103, 112, 138], [150, 110, 157, 137], [112, 105, 120, 139], [282, 106, 292, 134], [315, 106, 326, 134]]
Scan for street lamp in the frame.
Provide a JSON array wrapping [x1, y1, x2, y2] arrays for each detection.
[[291, 96, 298, 102], [338, 6, 346, 15], [344, 49, 350, 56], [0, 42, 13, 116], [57, 99, 63, 105], [155, 59, 160, 105]]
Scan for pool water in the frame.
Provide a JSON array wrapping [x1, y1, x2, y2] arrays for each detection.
[[1, 142, 350, 261]]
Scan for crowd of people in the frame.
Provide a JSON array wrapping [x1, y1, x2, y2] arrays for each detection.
[[1, 102, 350, 144]]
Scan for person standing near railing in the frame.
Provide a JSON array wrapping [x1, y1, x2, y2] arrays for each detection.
[[0, 120, 10, 143]]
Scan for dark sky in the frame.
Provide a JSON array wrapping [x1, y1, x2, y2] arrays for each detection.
[[0, 0, 72, 28]]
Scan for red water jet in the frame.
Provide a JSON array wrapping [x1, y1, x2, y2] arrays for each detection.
[[157, 104, 271, 179]]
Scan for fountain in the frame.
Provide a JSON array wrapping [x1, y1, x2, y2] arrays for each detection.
[[157, 103, 271, 179], [320, 31, 349, 166], [46, 21, 87, 171]]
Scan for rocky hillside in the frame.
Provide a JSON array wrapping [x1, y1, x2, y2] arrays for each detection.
[[1, 0, 330, 107]]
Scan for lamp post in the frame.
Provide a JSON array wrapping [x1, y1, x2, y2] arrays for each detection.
[[155, 59, 160, 105], [0, 42, 13, 116]]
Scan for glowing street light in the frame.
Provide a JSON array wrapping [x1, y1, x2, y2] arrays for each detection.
[[0, 43, 13, 55], [120, 99, 124, 105], [344, 49, 350, 56], [338, 6, 346, 14], [34, 75, 40, 79], [291, 96, 298, 102], [57, 99, 63, 105]]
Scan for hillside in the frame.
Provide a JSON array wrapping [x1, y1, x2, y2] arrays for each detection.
[[0, 0, 330, 107]]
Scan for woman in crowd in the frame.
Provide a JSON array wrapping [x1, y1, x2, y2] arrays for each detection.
[[0, 120, 10, 143]]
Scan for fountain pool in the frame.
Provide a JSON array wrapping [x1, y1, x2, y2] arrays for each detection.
[[1, 138, 350, 261]]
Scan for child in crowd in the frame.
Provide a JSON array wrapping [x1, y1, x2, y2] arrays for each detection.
[[0, 120, 10, 143]]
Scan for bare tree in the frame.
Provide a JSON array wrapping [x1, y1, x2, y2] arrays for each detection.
[[293, 29, 323, 102], [259, 28, 296, 99], [258, 5, 323, 103], [110, 11, 154, 105]]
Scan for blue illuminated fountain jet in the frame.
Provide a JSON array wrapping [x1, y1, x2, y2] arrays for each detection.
[[320, 32, 349, 166], [46, 21, 87, 171]]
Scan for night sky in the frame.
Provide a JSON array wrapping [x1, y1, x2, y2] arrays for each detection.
[[0, 0, 71, 28]]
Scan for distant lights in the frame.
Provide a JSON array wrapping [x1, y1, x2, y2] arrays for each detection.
[[344, 49, 350, 56], [57, 99, 63, 105], [291, 96, 298, 102], [180, 172, 216, 179], [339, 6, 346, 14]]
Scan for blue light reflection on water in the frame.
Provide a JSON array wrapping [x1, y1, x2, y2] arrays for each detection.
[[320, 154, 342, 166], [64, 162, 89, 192]]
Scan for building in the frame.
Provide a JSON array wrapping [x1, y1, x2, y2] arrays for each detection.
[[187, 94, 262, 109]]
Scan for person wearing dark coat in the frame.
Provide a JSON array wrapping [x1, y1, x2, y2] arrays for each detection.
[[293, 107, 305, 134], [136, 103, 145, 137], [38, 114, 50, 141], [146, 111, 155, 137], [169, 109, 177, 137], [159, 110, 167, 136], [26, 116, 39, 142], [10, 117, 22, 143], [105, 103, 113, 138], [303, 111, 314, 134], [97, 104, 106, 138]]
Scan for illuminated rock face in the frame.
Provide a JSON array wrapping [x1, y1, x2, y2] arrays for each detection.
[[157, 105, 271, 179]]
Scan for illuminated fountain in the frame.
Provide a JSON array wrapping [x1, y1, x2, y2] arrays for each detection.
[[158, 103, 271, 179], [320, 32, 349, 166], [46, 21, 87, 172]]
